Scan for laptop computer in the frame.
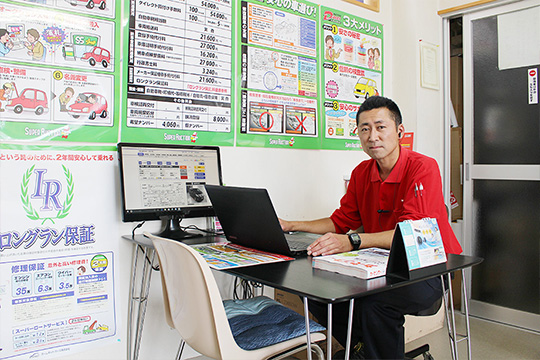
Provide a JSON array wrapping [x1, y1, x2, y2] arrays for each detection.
[[205, 185, 319, 257]]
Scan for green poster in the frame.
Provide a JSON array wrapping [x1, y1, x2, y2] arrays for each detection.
[[0, 0, 121, 143], [319, 6, 384, 150], [236, 0, 320, 149], [120, 0, 235, 146]]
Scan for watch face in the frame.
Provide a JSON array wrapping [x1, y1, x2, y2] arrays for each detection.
[[349, 233, 361, 249]]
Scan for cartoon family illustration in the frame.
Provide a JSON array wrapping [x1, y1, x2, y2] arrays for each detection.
[[324, 34, 381, 71], [0, 27, 45, 61]]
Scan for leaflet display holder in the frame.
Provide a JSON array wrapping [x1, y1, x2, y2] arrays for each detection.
[[386, 218, 447, 280]]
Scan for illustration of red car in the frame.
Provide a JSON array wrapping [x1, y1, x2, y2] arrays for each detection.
[[81, 47, 110, 68], [68, 92, 108, 120], [66, 0, 106, 10], [6, 88, 49, 115]]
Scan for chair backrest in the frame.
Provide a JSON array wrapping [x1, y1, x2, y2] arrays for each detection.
[[147, 233, 239, 359]]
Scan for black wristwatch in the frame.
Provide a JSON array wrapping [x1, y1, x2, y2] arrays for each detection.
[[348, 233, 362, 250]]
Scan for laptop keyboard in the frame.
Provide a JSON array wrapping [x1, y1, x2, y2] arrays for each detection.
[[284, 233, 318, 250]]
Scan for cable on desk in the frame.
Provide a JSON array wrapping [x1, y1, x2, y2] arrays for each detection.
[[181, 224, 224, 236]]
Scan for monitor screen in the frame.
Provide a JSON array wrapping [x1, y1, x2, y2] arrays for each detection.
[[118, 143, 222, 239]]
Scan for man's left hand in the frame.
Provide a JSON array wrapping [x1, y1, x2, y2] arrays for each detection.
[[307, 233, 352, 256]]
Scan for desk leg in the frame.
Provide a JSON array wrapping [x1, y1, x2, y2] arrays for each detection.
[[130, 245, 155, 360], [303, 297, 312, 360], [344, 299, 354, 360], [442, 273, 458, 360], [327, 303, 332, 360], [127, 243, 138, 360], [461, 271, 472, 360]]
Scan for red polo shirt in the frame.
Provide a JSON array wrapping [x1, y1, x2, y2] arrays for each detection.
[[330, 147, 462, 255]]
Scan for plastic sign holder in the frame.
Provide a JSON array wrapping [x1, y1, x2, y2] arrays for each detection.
[[386, 218, 447, 280]]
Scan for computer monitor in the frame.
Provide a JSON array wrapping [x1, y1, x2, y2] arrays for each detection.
[[118, 142, 223, 240]]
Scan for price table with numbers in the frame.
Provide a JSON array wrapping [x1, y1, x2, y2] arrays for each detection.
[[127, 0, 233, 132]]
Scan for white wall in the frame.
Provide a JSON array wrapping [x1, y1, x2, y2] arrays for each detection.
[[56, 0, 468, 359]]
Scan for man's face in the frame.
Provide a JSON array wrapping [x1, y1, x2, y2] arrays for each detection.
[[358, 107, 403, 163], [65, 90, 74, 100], [27, 34, 36, 43], [0, 33, 9, 44]]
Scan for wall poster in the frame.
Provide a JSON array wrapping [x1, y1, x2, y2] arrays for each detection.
[[320, 6, 383, 150], [0, 0, 121, 143], [237, 0, 320, 149], [122, 0, 234, 146], [0, 145, 120, 360]]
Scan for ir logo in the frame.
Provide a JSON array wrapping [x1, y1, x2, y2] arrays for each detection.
[[21, 165, 74, 224]]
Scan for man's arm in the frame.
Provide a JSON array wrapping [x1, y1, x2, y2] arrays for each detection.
[[306, 230, 394, 256], [279, 217, 335, 234], [280, 217, 395, 256]]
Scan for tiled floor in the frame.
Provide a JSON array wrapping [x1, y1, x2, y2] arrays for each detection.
[[405, 314, 540, 360], [187, 313, 540, 359]]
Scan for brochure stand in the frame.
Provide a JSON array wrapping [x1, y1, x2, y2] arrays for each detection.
[[386, 218, 447, 280]]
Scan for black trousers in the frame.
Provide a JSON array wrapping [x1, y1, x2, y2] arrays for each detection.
[[308, 277, 443, 359]]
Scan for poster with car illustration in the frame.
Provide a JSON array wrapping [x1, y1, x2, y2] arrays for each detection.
[[320, 6, 383, 150], [0, 0, 120, 143], [0, 60, 114, 128], [237, 0, 320, 149], [9, 0, 115, 19], [0, 3, 115, 72]]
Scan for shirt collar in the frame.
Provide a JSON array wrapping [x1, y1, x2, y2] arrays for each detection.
[[370, 146, 409, 183]]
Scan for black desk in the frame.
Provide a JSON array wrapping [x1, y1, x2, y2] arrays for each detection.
[[226, 254, 483, 360], [125, 233, 482, 360], [226, 254, 481, 303]]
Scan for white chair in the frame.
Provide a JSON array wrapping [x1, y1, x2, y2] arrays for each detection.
[[146, 232, 326, 360]]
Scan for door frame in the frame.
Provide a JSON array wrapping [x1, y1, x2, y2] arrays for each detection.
[[442, 0, 540, 331]]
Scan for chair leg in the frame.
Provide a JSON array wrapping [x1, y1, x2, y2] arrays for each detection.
[[312, 344, 325, 360], [271, 343, 325, 360]]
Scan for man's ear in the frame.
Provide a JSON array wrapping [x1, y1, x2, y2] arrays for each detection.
[[397, 124, 405, 139]]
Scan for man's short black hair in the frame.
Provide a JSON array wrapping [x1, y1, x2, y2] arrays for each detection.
[[356, 96, 402, 128]]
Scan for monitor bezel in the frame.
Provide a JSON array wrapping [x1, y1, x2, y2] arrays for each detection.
[[117, 142, 223, 223]]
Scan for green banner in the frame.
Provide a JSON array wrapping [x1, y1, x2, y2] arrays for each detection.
[[236, 0, 320, 149], [319, 6, 384, 150]]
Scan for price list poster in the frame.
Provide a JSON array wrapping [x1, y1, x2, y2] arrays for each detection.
[[0, 0, 121, 143], [123, 0, 234, 145], [237, 0, 320, 149], [320, 6, 383, 150], [0, 146, 120, 360]]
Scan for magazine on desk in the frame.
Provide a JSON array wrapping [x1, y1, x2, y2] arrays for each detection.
[[192, 242, 293, 270], [312, 248, 390, 279]]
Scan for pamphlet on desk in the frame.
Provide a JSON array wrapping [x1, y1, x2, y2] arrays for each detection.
[[387, 217, 447, 279], [312, 218, 447, 280], [312, 248, 390, 279], [192, 242, 294, 270]]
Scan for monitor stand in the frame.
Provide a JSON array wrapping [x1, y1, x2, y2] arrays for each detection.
[[155, 215, 200, 241]]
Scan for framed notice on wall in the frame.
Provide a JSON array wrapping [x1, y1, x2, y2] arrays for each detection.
[[343, 0, 380, 13]]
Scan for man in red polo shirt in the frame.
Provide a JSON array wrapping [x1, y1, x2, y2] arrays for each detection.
[[280, 96, 462, 359]]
